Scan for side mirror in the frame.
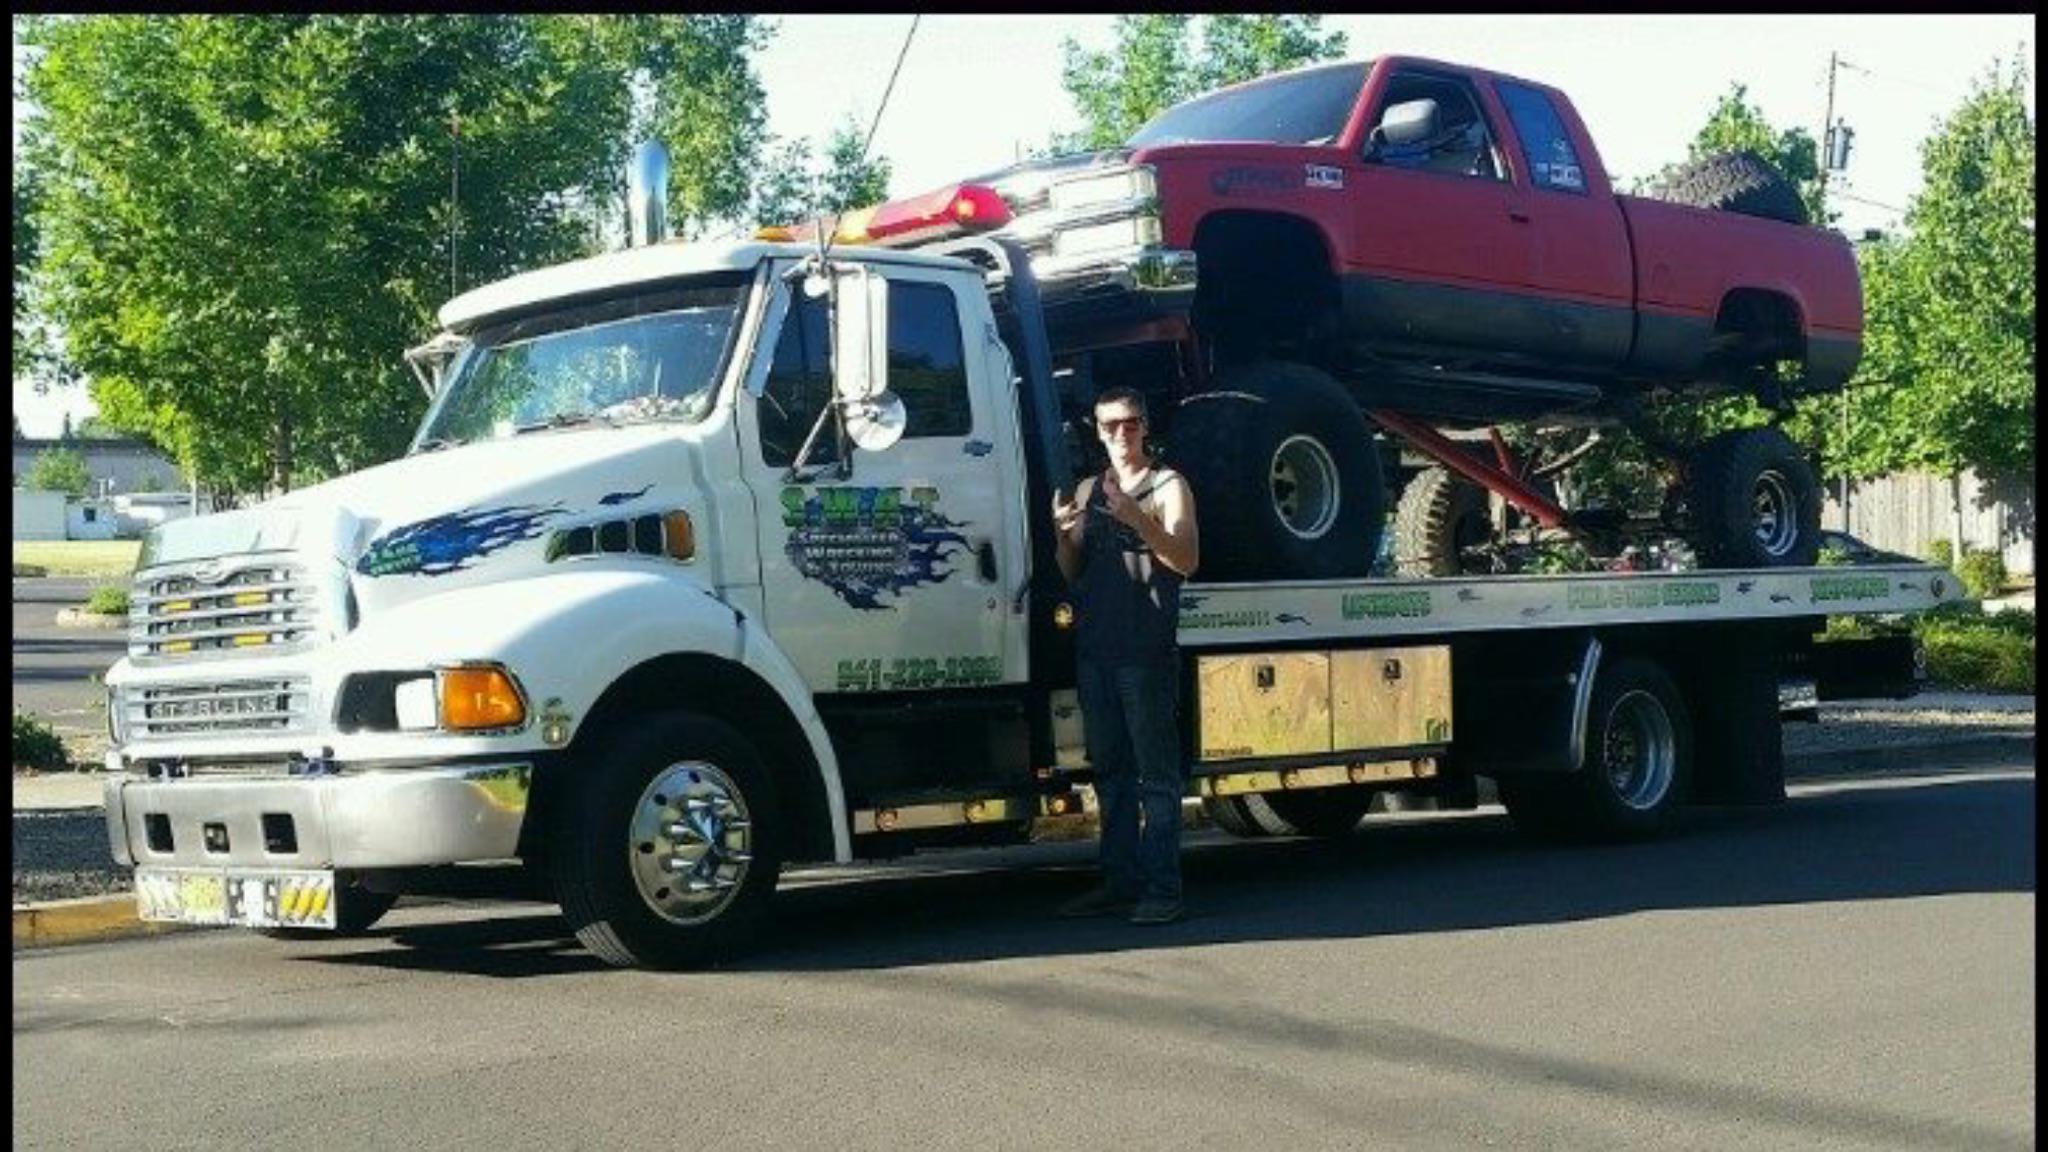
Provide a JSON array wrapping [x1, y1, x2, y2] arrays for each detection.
[[1374, 98, 1440, 150], [830, 264, 902, 451], [831, 263, 889, 403]]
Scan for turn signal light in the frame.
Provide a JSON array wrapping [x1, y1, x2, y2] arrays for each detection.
[[440, 666, 526, 731]]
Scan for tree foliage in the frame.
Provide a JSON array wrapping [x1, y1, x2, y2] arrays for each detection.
[[1059, 15, 1347, 150], [19, 15, 770, 499], [751, 118, 892, 228], [1815, 60, 2035, 480], [24, 446, 91, 497]]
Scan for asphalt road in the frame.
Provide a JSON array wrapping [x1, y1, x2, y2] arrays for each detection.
[[14, 764, 2033, 1151], [12, 577, 125, 755]]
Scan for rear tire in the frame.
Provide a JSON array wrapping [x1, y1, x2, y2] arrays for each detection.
[[1651, 150, 1808, 226], [552, 713, 783, 969], [1686, 426, 1822, 568], [1169, 361, 1385, 581], [1502, 657, 1693, 842], [1260, 786, 1376, 838], [1199, 793, 1297, 838], [1393, 466, 1493, 577]]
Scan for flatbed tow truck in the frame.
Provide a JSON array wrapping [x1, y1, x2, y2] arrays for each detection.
[[104, 146, 1951, 968]]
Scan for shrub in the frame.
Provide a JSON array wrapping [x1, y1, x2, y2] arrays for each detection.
[[1816, 544, 1851, 567], [1925, 539, 1954, 570], [85, 585, 130, 615], [1920, 628, 2034, 692], [1956, 548, 2009, 600], [13, 712, 71, 772]]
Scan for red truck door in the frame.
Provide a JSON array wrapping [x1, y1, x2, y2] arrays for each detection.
[[1347, 66, 1543, 361], [1487, 78, 1634, 372]]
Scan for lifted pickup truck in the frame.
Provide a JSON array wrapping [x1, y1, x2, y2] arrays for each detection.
[[104, 145, 1939, 970], [802, 56, 1860, 579]]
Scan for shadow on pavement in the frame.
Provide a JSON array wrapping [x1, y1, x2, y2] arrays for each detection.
[[305, 770, 2033, 981]]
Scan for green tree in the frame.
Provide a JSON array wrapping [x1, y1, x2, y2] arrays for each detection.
[[751, 118, 892, 228], [1059, 15, 1346, 150], [1814, 60, 2033, 492], [22, 15, 770, 500], [24, 446, 91, 497], [1651, 83, 1828, 224]]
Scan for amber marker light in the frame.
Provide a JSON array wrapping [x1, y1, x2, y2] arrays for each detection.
[[663, 510, 696, 562], [439, 665, 527, 731]]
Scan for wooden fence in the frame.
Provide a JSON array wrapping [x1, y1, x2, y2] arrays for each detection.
[[1823, 468, 2035, 576]]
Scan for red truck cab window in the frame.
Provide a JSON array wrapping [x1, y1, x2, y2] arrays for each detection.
[[1364, 71, 1507, 182], [1495, 80, 1588, 195]]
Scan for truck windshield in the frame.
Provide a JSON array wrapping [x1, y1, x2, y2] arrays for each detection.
[[416, 277, 749, 449], [1126, 61, 1370, 148]]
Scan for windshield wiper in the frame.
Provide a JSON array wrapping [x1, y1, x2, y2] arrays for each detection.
[[511, 410, 602, 436]]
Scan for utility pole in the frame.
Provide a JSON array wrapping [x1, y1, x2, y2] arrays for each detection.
[[1821, 51, 1851, 533]]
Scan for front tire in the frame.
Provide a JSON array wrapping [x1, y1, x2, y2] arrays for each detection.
[[552, 713, 783, 969], [1169, 361, 1386, 581], [1685, 426, 1822, 568]]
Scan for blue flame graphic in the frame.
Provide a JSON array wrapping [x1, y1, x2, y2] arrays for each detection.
[[357, 503, 564, 578]]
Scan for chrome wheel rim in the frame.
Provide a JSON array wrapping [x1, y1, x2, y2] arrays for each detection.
[[1269, 435, 1340, 540], [1751, 470, 1799, 558], [628, 761, 753, 925], [1603, 690, 1676, 811]]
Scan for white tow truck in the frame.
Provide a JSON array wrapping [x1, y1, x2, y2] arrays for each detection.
[[104, 146, 1957, 968]]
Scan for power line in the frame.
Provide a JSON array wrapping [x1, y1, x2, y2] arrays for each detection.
[[1832, 189, 1908, 214]]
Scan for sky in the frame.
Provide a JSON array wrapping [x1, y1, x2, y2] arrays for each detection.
[[13, 13, 2035, 437]]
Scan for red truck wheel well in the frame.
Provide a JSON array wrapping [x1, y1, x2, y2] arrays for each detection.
[[1191, 211, 1341, 364], [1712, 288, 1806, 366]]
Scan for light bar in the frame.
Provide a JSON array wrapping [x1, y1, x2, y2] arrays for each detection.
[[771, 184, 1012, 249]]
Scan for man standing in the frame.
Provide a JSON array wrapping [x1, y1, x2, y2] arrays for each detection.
[[1053, 386, 1200, 925]]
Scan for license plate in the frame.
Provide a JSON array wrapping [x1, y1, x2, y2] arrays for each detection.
[[135, 868, 336, 930]]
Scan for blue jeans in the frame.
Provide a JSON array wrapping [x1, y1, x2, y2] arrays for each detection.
[[1077, 659, 1186, 902]]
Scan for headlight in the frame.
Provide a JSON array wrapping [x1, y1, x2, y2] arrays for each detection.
[[1048, 166, 1156, 212]]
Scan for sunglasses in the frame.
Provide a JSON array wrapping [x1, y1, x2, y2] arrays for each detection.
[[1096, 416, 1145, 435]]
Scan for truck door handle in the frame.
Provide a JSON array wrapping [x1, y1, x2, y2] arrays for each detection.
[[976, 539, 998, 583]]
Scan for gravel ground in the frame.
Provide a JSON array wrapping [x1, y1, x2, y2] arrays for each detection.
[[14, 700, 2032, 908]]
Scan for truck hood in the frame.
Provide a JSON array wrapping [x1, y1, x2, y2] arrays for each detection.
[[138, 425, 707, 601]]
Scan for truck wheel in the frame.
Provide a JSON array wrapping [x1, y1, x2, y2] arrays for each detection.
[[1503, 657, 1693, 842], [1261, 786, 1376, 838], [1200, 793, 1298, 838], [262, 881, 397, 939], [1686, 426, 1821, 568], [1650, 150, 1808, 226], [551, 713, 783, 969], [1392, 467, 1492, 577], [1170, 362, 1385, 581]]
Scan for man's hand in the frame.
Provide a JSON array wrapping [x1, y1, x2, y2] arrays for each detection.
[[1101, 472, 1147, 530], [1052, 488, 1086, 542]]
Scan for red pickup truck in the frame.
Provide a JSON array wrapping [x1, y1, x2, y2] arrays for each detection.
[[802, 56, 1862, 578]]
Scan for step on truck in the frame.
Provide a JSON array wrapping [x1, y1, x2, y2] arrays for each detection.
[[104, 144, 1954, 969]]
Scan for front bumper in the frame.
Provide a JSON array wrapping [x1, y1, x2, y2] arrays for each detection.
[[105, 756, 532, 870], [1031, 245, 1197, 300]]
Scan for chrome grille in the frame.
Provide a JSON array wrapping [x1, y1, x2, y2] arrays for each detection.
[[123, 677, 313, 740], [130, 560, 321, 661]]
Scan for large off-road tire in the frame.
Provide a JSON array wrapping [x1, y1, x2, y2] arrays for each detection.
[[1392, 466, 1493, 577], [1650, 150, 1809, 226], [552, 713, 783, 969], [1168, 361, 1386, 581], [1259, 786, 1377, 838], [1501, 657, 1693, 843], [261, 881, 397, 939], [1685, 426, 1822, 568]]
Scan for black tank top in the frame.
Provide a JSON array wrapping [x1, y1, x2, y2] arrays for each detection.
[[1074, 469, 1184, 667]]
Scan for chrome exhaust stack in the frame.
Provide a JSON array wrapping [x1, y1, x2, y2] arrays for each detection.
[[626, 141, 670, 247]]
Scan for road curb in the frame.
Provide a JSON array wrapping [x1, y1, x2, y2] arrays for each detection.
[[1782, 731, 2033, 780], [54, 607, 125, 630], [12, 894, 194, 951]]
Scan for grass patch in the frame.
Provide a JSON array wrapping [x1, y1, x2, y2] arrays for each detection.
[[11, 540, 142, 578], [85, 585, 131, 615], [13, 712, 72, 772], [1826, 603, 2034, 693]]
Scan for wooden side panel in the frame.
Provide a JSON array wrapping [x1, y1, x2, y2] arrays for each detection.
[[1196, 653, 1331, 761], [1331, 645, 1453, 751]]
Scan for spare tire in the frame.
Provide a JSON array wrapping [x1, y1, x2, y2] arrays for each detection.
[[1651, 150, 1808, 226], [1168, 361, 1386, 581]]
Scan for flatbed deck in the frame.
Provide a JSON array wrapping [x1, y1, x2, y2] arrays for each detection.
[[1176, 564, 1959, 647]]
